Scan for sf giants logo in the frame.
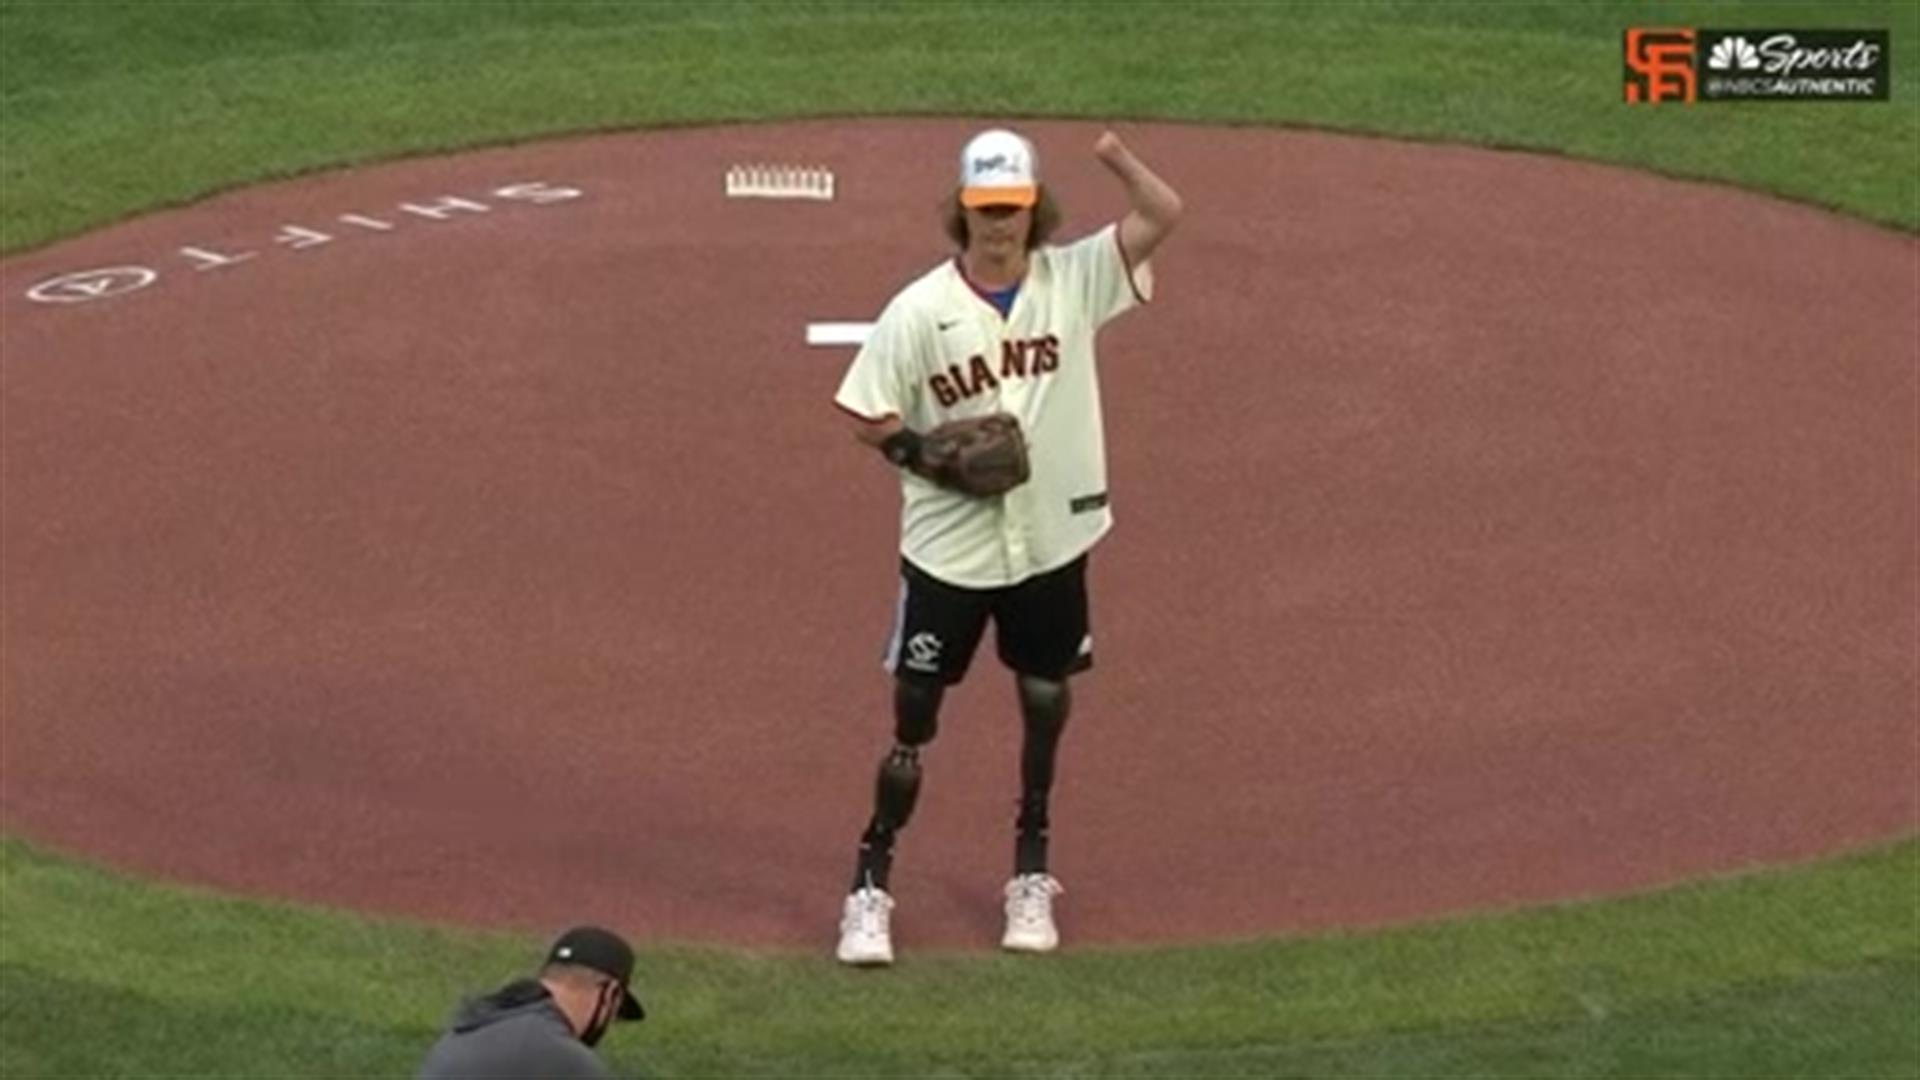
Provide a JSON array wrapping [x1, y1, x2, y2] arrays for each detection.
[[930, 334, 1061, 407], [1624, 28, 1697, 103]]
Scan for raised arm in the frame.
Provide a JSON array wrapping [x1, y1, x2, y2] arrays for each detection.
[[1093, 130, 1183, 265]]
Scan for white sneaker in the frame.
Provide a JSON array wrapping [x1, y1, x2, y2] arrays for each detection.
[[1001, 873, 1064, 953], [836, 886, 895, 966]]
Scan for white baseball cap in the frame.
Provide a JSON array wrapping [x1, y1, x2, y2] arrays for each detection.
[[959, 129, 1039, 209]]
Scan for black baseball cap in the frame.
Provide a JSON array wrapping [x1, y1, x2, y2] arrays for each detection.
[[545, 925, 646, 1020]]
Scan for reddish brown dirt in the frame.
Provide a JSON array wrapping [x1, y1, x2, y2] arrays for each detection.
[[2, 119, 1914, 951]]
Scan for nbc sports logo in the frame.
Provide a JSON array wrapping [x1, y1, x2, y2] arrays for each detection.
[[1707, 35, 1761, 71], [1625, 26, 1890, 103]]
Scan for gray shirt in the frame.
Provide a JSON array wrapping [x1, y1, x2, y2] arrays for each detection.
[[418, 979, 611, 1079]]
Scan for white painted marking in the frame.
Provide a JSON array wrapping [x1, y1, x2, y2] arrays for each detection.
[[807, 322, 874, 347], [274, 226, 333, 250], [25, 266, 159, 304], [178, 246, 258, 271], [20, 178, 591, 311], [398, 197, 490, 221], [493, 182, 583, 204]]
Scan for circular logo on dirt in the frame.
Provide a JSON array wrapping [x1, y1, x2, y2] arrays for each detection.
[[25, 266, 159, 304]]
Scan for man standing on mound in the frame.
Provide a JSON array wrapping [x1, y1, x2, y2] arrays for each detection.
[[832, 125, 1183, 965]]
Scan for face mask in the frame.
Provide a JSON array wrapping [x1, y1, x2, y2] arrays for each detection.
[[578, 983, 617, 1048]]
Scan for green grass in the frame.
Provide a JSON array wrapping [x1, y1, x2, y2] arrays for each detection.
[[4, 836, 1915, 1077], [1, 1, 1915, 1075], [0, 1, 1915, 251]]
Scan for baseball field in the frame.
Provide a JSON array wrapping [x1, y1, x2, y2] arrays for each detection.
[[2, 2, 1916, 1076]]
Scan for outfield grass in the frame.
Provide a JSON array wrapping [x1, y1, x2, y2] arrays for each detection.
[[0, 1, 1915, 252], [4, 836, 1915, 1077], [1, 1, 1915, 1076]]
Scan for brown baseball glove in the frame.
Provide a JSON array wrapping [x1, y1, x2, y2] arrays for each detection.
[[918, 414, 1031, 497]]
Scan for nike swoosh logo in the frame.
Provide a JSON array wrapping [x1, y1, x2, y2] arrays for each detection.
[[936, 319, 961, 331]]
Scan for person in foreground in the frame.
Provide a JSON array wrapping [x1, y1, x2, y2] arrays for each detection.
[[418, 925, 645, 1078], [832, 125, 1183, 965]]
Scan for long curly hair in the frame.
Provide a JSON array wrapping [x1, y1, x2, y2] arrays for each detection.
[[942, 186, 1064, 251]]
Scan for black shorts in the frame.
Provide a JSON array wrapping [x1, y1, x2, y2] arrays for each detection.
[[883, 556, 1093, 684]]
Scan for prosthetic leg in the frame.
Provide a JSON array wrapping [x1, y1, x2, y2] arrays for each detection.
[[1003, 674, 1071, 954], [850, 678, 944, 892], [1013, 674, 1071, 874], [839, 678, 946, 965]]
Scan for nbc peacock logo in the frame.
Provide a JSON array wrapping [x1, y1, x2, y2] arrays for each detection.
[[1706, 35, 1762, 71]]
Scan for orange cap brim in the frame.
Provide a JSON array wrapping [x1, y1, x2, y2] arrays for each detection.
[[961, 185, 1038, 209]]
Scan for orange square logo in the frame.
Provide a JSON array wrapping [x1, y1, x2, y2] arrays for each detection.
[[1625, 28, 1698, 103]]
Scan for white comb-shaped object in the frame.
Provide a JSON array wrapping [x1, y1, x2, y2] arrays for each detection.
[[725, 164, 836, 201]]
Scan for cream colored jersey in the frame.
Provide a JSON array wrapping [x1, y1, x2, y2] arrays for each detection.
[[835, 224, 1153, 589]]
